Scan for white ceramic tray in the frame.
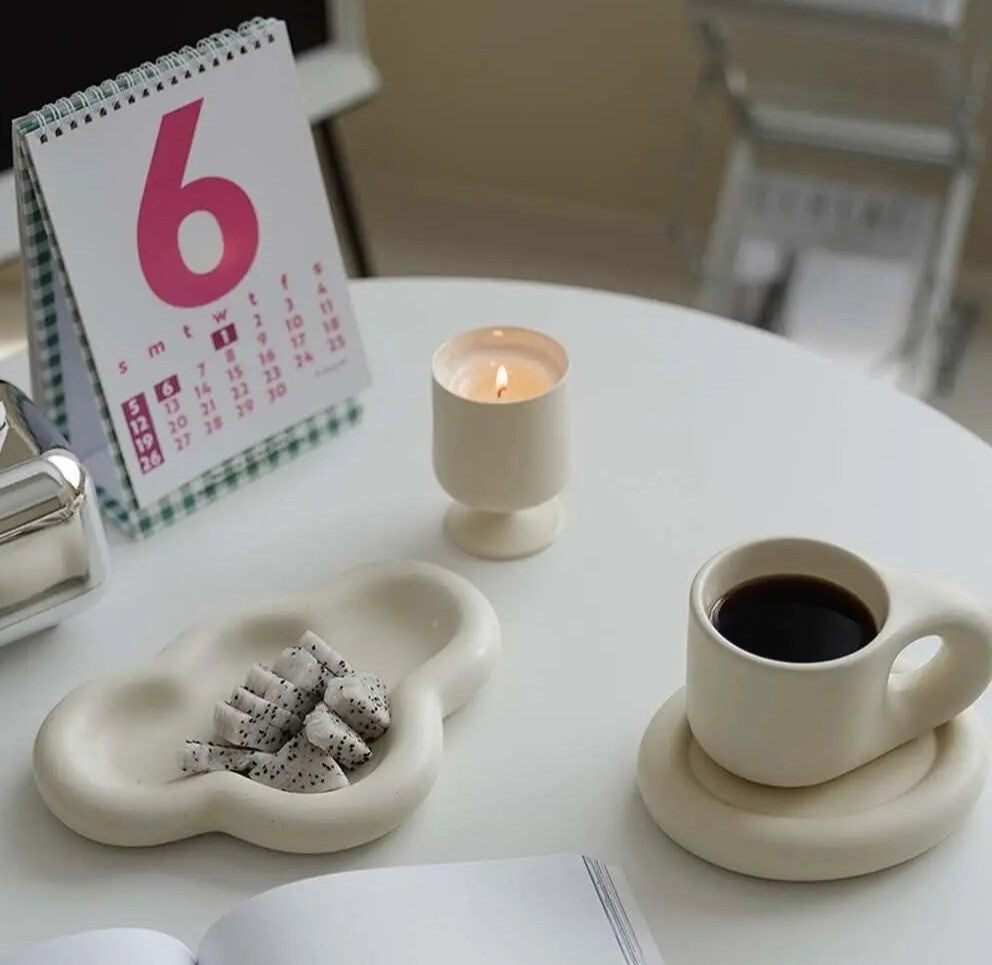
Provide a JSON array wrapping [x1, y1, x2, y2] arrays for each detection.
[[34, 561, 501, 853]]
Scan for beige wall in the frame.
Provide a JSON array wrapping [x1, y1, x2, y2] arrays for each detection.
[[341, 0, 992, 271]]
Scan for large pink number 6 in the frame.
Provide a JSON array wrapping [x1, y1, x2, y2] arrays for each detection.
[[137, 99, 259, 308]]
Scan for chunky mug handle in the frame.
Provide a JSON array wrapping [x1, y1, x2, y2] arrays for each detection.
[[878, 572, 992, 752]]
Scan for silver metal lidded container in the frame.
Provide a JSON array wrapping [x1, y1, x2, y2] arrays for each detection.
[[0, 381, 108, 646]]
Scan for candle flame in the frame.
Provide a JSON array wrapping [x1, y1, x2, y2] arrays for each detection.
[[495, 364, 509, 399]]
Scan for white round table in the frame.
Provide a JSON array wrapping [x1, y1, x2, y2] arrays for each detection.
[[1, 278, 990, 964]]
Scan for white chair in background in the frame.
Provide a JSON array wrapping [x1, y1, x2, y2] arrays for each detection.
[[669, 0, 991, 398]]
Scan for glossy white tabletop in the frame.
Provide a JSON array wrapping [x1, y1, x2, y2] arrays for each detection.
[[0, 278, 990, 964]]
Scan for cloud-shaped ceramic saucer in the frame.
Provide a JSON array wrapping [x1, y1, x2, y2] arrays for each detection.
[[34, 561, 500, 853]]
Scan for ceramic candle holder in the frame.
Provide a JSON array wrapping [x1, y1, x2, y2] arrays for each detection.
[[432, 327, 570, 560]]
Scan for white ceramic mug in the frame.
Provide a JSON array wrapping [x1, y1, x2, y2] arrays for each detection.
[[686, 537, 992, 787]]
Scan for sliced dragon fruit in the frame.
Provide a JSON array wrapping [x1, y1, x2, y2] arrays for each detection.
[[213, 703, 287, 752], [244, 664, 319, 717], [322, 672, 390, 741], [228, 686, 303, 735], [299, 630, 354, 682], [272, 646, 323, 696], [247, 732, 350, 793], [180, 741, 272, 775], [303, 703, 371, 770]]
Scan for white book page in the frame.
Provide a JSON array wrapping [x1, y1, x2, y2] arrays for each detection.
[[198, 856, 664, 965], [25, 21, 369, 507], [0, 928, 194, 965]]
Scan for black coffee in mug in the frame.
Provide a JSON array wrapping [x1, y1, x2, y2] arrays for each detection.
[[710, 575, 877, 663]]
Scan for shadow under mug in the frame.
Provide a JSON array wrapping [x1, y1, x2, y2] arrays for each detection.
[[686, 537, 992, 788]]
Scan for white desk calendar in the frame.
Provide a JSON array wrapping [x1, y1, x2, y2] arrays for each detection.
[[12, 18, 371, 537]]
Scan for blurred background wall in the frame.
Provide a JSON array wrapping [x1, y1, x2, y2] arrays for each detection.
[[340, 0, 992, 288]]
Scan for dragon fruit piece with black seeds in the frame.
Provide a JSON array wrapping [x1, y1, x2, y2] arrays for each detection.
[[247, 732, 349, 793], [322, 672, 390, 741], [180, 741, 272, 775], [303, 703, 372, 770], [272, 646, 323, 696], [244, 664, 320, 717], [299, 630, 354, 684], [213, 703, 287, 752], [227, 687, 303, 735]]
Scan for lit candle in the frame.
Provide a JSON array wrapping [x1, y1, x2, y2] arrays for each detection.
[[431, 327, 570, 560], [446, 344, 559, 403]]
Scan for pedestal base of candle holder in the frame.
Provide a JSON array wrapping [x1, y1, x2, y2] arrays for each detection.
[[443, 498, 563, 560]]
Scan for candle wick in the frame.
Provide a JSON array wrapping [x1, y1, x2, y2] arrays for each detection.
[[497, 385, 506, 399]]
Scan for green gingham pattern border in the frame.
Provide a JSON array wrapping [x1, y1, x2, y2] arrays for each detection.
[[12, 20, 365, 539], [15, 127, 65, 423], [16, 129, 139, 518]]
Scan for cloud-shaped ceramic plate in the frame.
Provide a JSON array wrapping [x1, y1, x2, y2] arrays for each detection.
[[33, 561, 500, 853]]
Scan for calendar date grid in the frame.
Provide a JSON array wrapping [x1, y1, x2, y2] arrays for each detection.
[[121, 263, 351, 474]]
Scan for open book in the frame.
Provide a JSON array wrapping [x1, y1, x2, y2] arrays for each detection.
[[2, 855, 664, 964]]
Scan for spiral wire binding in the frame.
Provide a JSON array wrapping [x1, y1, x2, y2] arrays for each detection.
[[31, 17, 278, 144]]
